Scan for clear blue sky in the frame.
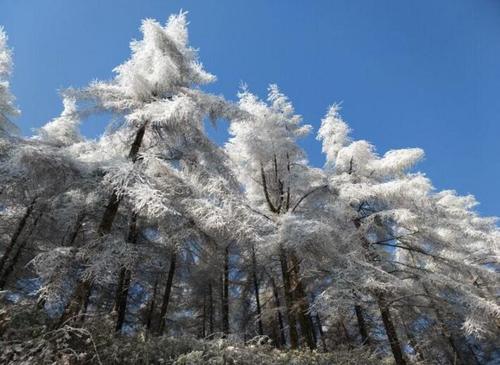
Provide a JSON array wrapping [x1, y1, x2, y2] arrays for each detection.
[[1, 0, 499, 217]]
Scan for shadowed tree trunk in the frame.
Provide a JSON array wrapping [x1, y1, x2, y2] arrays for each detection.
[[0, 197, 37, 274], [201, 293, 206, 338], [279, 247, 298, 349], [158, 249, 177, 335], [145, 275, 159, 338], [290, 253, 316, 349], [114, 214, 139, 333], [315, 312, 327, 351], [270, 274, 286, 348], [208, 282, 214, 336], [377, 293, 407, 365], [340, 318, 354, 346], [66, 212, 85, 247], [251, 245, 264, 336], [222, 245, 230, 336], [0, 210, 43, 289], [355, 304, 370, 346]]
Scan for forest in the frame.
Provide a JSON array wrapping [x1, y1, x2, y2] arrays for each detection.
[[0, 12, 499, 365]]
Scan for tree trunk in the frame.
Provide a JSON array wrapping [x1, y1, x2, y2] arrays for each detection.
[[158, 250, 177, 335], [279, 248, 298, 348], [270, 275, 286, 348], [114, 214, 139, 333], [0, 197, 37, 274], [58, 122, 148, 326], [208, 282, 214, 336], [57, 280, 92, 326], [146, 275, 159, 337], [289, 253, 316, 349], [251, 245, 264, 336], [201, 293, 206, 338], [377, 293, 407, 365], [66, 213, 85, 247], [354, 304, 371, 346], [222, 245, 230, 336], [0, 211, 43, 289], [340, 318, 354, 346], [314, 312, 327, 351], [114, 269, 131, 333]]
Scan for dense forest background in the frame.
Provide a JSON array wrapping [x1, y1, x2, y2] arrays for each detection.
[[0, 13, 499, 365]]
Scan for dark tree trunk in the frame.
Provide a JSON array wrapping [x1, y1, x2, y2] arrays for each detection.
[[114, 214, 139, 333], [146, 275, 159, 337], [59, 122, 148, 327], [208, 282, 214, 336], [0, 211, 43, 289], [270, 275, 286, 348], [66, 213, 85, 247], [96, 191, 122, 236], [158, 250, 177, 335], [354, 304, 371, 346], [340, 318, 353, 346], [251, 246, 264, 336], [0, 197, 37, 274], [201, 293, 206, 338], [38, 213, 84, 310], [114, 269, 131, 333], [279, 248, 298, 348], [309, 314, 317, 346], [113, 269, 127, 313], [128, 121, 148, 162], [222, 245, 230, 336], [377, 293, 407, 365], [271, 317, 280, 349], [314, 312, 327, 351], [57, 280, 92, 326], [290, 253, 316, 350]]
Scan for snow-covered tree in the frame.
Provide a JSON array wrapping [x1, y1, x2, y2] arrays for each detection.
[[0, 27, 19, 136], [0, 12, 498, 365]]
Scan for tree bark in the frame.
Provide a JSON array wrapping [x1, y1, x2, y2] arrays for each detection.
[[0, 197, 37, 274], [314, 312, 327, 351], [279, 248, 298, 348], [0, 210, 43, 289], [377, 293, 407, 365], [145, 275, 159, 337], [208, 282, 214, 336], [289, 253, 316, 349], [57, 280, 92, 326], [270, 275, 286, 348], [251, 245, 264, 336], [354, 304, 371, 346], [66, 213, 85, 247], [222, 245, 230, 336], [158, 250, 177, 335], [114, 214, 139, 333], [201, 293, 206, 338]]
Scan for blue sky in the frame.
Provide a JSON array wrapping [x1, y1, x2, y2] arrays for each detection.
[[1, 0, 499, 217]]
